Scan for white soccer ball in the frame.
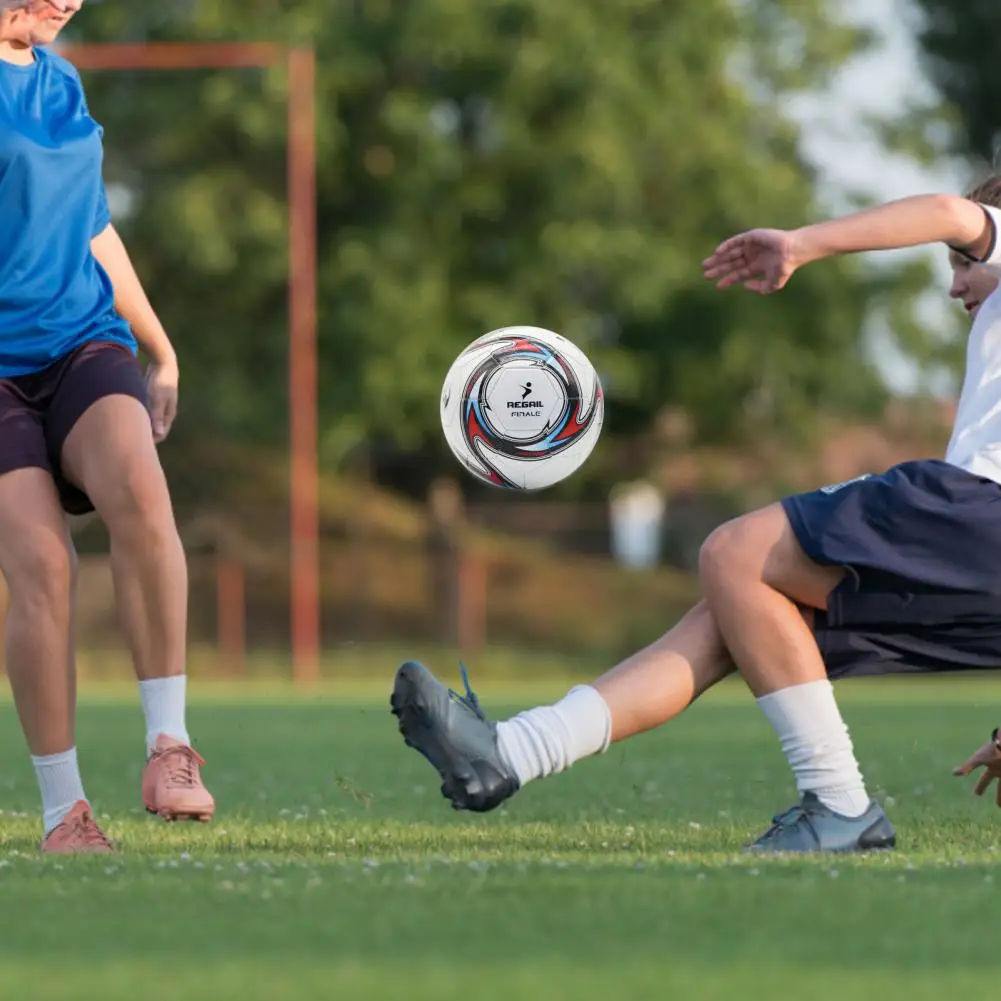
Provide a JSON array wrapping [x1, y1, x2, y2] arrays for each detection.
[[440, 325, 604, 490]]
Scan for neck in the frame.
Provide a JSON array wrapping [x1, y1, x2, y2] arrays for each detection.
[[0, 38, 34, 67]]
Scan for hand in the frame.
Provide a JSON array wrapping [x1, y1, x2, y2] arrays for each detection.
[[952, 731, 1001, 805], [702, 228, 804, 294], [146, 354, 179, 443]]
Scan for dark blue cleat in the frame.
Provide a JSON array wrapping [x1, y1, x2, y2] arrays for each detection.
[[390, 661, 519, 813]]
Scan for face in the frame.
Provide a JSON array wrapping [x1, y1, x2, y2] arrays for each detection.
[[0, 0, 82, 46], [949, 250, 1000, 320]]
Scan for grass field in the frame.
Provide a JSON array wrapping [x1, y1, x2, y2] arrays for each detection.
[[0, 674, 1000, 1000]]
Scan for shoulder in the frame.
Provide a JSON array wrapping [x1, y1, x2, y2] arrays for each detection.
[[36, 48, 86, 91]]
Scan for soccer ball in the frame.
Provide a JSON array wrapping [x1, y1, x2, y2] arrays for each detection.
[[440, 325, 604, 490]]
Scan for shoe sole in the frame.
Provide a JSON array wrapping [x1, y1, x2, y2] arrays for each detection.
[[40, 846, 115, 854], [390, 662, 506, 812], [744, 826, 897, 854], [145, 805, 214, 823], [744, 841, 896, 855]]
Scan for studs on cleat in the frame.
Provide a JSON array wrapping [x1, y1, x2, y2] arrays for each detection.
[[146, 806, 212, 823]]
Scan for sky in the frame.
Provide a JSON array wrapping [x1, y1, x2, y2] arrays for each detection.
[[790, 0, 967, 394], [794, 0, 963, 204]]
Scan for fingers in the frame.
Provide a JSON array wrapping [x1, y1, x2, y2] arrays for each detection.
[[150, 390, 174, 443], [710, 267, 754, 289], [707, 234, 752, 261], [954, 755, 983, 776], [702, 234, 784, 294], [954, 739, 1001, 776], [160, 392, 178, 441], [149, 394, 165, 442], [702, 240, 752, 280]]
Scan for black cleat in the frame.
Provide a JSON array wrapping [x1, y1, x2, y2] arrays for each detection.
[[390, 661, 519, 813]]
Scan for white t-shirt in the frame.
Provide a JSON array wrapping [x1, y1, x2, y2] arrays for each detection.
[[944, 204, 1001, 484]]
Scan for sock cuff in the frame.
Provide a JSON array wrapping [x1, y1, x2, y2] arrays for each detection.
[[756, 680, 833, 722], [138, 675, 187, 691], [565, 685, 613, 754], [31, 747, 78, 768]]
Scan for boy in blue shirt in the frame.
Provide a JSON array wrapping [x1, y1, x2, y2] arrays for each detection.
[[1, 1, 214, 852]]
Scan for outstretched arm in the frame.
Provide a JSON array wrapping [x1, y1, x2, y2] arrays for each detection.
[[703, 194, 1001, 294]]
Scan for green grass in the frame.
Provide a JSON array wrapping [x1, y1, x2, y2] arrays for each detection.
[[0, 676, 1000, 1000]]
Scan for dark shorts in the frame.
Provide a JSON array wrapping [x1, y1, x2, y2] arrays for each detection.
[[0, 340, 148, 515], [782, 459, 1001, 679]]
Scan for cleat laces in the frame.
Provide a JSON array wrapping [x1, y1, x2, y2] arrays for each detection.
[[447, 662, 487, 722], [158, 745, 203, 789], [62, 807, 113, 850]]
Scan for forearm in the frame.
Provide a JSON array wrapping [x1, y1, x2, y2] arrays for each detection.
[[90, 225, 175, 364], [794, 194, 993, 266]]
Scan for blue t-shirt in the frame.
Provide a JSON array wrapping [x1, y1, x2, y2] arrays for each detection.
[[0, 48, 135, 377]]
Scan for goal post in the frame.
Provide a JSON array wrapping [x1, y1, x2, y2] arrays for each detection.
[[60, 42, 320, 685]]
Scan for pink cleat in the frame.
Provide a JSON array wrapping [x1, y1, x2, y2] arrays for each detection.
[[142, 735, 215, 822], [40, 801, 114, 854]]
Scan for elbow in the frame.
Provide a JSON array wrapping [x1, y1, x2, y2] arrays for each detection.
[[938, 193, 989, 253]]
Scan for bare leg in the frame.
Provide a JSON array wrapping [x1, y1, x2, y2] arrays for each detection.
[[0, 469, 76, 756], [699, 503, 870, 817], [699, 503, 843, 696], [494, 599, 736, 786], [594, 601, 734, 741], [62, 396, 187, 687], [60, 395, 214, 822], [0, 468, 93, 836]]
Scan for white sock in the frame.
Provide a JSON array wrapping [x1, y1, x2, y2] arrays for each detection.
[[756, 679, 870, 818], [138, 675, 190, 753], [496, 685, 612, 787], [32, 748, 87, 836]]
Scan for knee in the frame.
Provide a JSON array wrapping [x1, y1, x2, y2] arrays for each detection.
[[102, 464, 177, 544], [698, 516, 754, 593], [8, 539, 74, 617]]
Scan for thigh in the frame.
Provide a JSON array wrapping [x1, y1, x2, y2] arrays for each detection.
[[701, 502, 845, 610], [47, 342, 151, 516], [59, 392, 170, 525], [0, 378, 52, 483], [0, 466, 74, 589]]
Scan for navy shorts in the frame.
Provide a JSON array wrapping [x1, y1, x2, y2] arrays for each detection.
[[782, 459, 1001, 679], [0, 340, 148, 515]]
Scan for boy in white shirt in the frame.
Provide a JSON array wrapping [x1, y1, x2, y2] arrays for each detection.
[[392, 180, 1001, 853]]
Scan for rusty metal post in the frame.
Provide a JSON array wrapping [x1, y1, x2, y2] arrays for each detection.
[[457, 554, 487, 659], [61, 42, 322, 685], [287, 48, 320, 685], [216, 555, 246, 676]]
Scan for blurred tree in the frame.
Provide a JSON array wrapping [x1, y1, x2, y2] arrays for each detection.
[[910, 0, 1001, 164], [67, 0, 940, 495]]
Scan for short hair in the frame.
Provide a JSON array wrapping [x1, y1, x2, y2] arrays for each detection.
[[966, 176, 1001, 209]]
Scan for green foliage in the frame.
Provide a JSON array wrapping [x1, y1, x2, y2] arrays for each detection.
[[67, 0, 939, 488], [911, 0, 1001, 164]]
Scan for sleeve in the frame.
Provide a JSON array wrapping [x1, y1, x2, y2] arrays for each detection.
[[93, 179, 111, 238], [975, 204, 1001, 277]]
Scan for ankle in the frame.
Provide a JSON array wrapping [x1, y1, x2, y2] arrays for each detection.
[[496, 685, 612, 786], [31, 747, 87, 835], [139, 675, 190, 753]]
